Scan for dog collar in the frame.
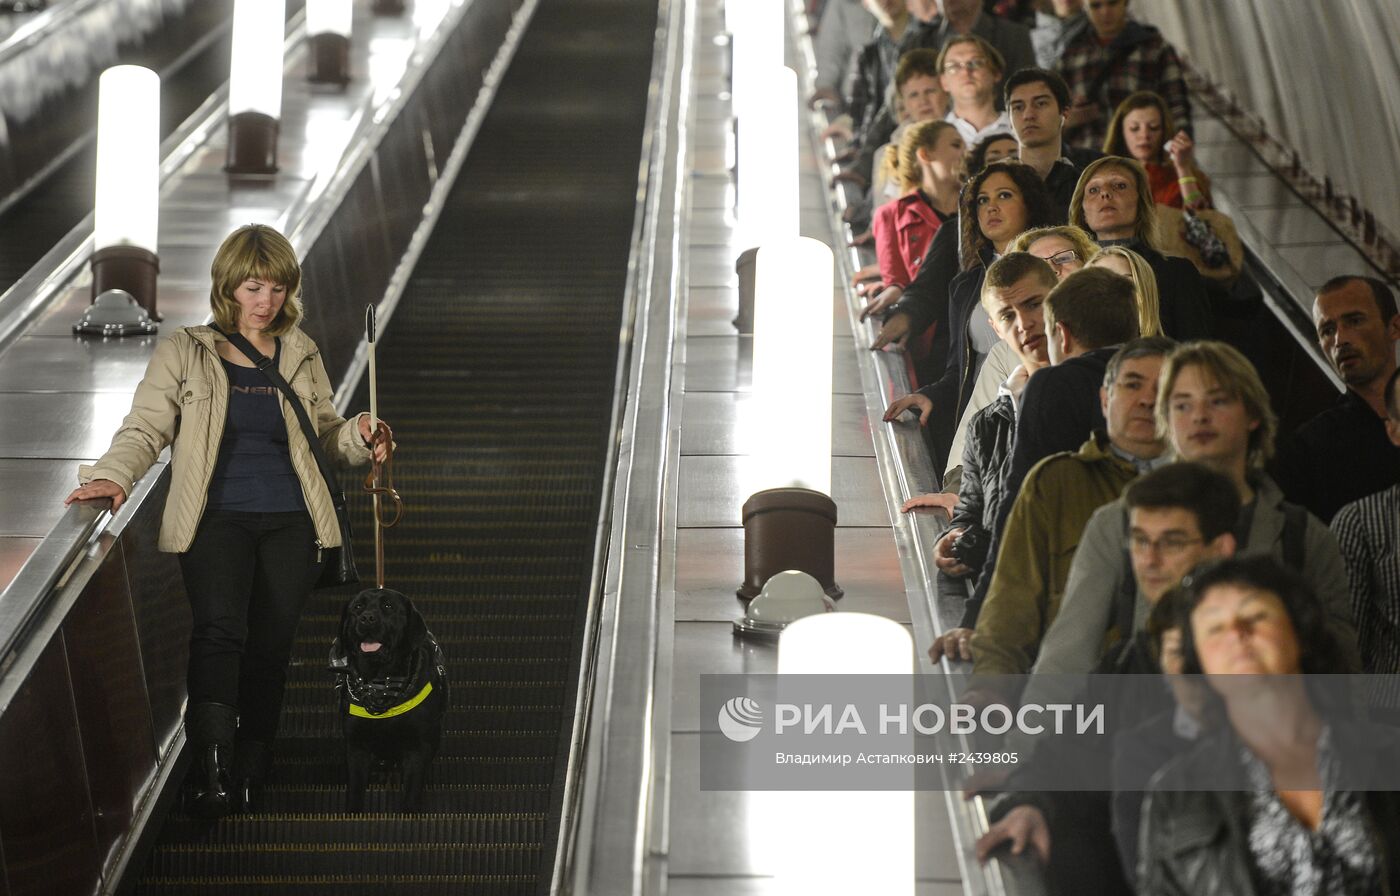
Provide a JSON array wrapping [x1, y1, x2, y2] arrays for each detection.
[[348, 680, 435, 719]]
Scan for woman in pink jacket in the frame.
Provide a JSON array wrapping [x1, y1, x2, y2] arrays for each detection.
[[864, 120, 964, 322]]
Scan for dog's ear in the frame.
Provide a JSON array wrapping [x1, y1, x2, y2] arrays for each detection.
[[404, 598, 428, 646]]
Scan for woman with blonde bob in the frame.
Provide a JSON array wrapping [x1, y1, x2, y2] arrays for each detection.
[[1087, 244, 1165, 337], [1070, 156, 1212, 339], [65, 224, 390, 819]]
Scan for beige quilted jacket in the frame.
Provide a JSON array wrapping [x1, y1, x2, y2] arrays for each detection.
[[80, 325, 371, 553]]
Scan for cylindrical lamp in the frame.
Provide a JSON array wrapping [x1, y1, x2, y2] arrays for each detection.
[[226, 0, 286, 173], [729, 0, 783, 110], [306, 0, 352, 86], [771, 614, 915, 895], [91, 65, 160, 317], [732, 65, 799, 332], [738, 237, 838, 600]]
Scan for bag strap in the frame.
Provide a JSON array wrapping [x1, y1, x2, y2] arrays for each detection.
[[221, 329, 348, 501], [1279, 500, 1309, 572]]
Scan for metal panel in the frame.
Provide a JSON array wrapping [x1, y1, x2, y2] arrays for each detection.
[[0, 635, 98, 896], [0, 459, 89, 537], [682, 335, 862, 394], [673, 527, 909, 625], [679, 392, 873, 457], [0, 335, 158, 394], [675, 455, 891, 528], [0, 538, 41, 595], [62, 545, 156, 866], [117, 476, 187, 755], [666, 732, 961, 876], [0, 393, 129, 460]]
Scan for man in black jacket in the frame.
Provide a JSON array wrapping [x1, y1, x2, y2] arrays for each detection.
[[1273, 275, 1400, 522], [995, 267, 1140, 528], [1004, 67, 1101, 218]]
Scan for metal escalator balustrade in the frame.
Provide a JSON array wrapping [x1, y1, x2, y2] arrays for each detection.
[[127, 0, 656, 892]]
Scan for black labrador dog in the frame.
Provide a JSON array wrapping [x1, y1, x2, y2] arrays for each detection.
[[329, 587, 447, 812]]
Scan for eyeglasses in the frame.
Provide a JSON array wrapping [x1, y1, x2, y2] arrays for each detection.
[[1039, 249, 1080, 268], [1128, 533, 1204, 557], [942, 59, 988, 75]]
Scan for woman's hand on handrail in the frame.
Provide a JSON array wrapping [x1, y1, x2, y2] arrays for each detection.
[[64, 478, 127, 511]]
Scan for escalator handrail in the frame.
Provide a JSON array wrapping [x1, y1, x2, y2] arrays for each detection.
[[554, 0, 688, 891], [0, 0, 107, 70]]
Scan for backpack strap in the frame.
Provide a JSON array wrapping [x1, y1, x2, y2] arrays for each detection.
[[1113, 508, 1137, 642], [1279, 500, 1309, 572]]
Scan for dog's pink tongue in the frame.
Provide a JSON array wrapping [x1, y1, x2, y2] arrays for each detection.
[[360, 641, 382, 653]]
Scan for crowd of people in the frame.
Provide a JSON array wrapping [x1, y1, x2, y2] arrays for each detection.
[[806, 1, 1400, 892]]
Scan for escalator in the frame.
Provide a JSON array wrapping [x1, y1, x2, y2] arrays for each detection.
[[124, 0, 655, 891]]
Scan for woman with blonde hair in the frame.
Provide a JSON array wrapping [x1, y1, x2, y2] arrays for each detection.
[[864, 120, 964, 321], [1070, 156, 1212, 339], [65, 224, 390, 818], [1088, 244, 1164, 337]]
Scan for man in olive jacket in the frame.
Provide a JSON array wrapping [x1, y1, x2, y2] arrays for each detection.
[[967, 337, 1173, 692]]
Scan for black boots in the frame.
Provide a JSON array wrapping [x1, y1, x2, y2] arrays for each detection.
[[233, 739, 273, 813], [185, 702, 238, 819]]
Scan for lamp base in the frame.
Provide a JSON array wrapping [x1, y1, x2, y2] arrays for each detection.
[[91, 245, 160, 320], [732, 246, 756, 333], [737, 487, 841, 601], [307, 33, 350, 86], [226, 111, 279, 175]]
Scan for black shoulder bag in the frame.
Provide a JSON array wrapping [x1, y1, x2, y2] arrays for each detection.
[[223, 330, 360, 589]]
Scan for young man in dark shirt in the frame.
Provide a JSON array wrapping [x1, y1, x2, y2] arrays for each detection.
[[1273, 275, 1400, 522]]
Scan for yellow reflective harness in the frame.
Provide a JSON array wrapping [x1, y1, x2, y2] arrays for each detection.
[[348, 680, 435, 720]]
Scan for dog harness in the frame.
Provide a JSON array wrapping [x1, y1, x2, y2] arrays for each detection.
[[330, 632, 447, 719]]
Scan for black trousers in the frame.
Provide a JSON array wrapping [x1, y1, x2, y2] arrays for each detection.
[[178, 510, 320, 743]]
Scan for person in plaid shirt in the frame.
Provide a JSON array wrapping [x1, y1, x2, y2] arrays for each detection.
[[1053, 0, 1189, 149]]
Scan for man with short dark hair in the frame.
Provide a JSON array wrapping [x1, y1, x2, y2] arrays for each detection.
[[1000, 267, 1141, 503], [1331, 367, 1400, 677], [1274, 275, 1400, 522], [912, 0, 1036, 88], [1004, 67, 1101, 217], [946, 269, 1141, 649]]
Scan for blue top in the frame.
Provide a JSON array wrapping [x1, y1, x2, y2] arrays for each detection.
[[206, 341, 307, 513]]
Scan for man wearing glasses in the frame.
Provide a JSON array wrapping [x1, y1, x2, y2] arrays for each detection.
[[936, 37, 1014, 147]]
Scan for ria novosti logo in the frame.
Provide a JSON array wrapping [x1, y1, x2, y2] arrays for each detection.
[[718, 696, 764, 742]]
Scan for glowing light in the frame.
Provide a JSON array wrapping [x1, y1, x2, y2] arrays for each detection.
[[750, 237, 833, 495], [94, 65, 159, 254], [735, 65, 800, 251], [305, 0, 352, 37], [770, 613, 915, 896], [229, 0, 286, 118]]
